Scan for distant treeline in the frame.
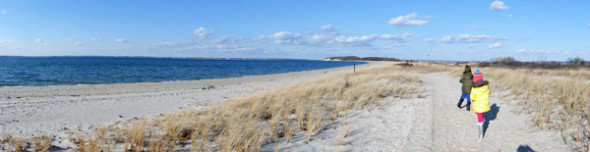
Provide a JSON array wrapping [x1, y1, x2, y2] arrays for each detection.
[[324, 56, 401, 61], [474, 56, 587, 69]]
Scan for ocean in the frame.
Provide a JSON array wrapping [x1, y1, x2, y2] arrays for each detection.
[[0, 56, 364, 86]]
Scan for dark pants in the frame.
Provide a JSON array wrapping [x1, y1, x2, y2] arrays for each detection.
[[460, 93, 471, 102]]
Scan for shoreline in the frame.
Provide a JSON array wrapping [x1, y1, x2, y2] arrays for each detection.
[[0, 62, 378, 136]]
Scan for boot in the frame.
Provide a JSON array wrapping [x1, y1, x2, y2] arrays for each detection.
[[478, 122, 484, 141], [466, 101, 471, 111], [457, 98, 464, 108]]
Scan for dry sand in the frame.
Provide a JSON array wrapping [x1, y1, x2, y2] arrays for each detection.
[[263, 72, 570, 151], [0, 63, 375, 136]]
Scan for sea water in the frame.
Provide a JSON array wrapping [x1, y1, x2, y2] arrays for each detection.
[[0, 56, 364, 86]]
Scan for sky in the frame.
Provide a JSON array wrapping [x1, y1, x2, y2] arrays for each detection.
[[1, 0, 589, 61]]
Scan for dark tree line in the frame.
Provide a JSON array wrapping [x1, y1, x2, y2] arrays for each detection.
[[477, 56, 587, 69]]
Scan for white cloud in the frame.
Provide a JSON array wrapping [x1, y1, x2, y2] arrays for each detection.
[[327, 33, 417, 47], [440, 34, 506, 44], [1, 10, 6, 15], [270, 31, 299, 40], [209, 36, 251, 44], [330, 34, 379, 44], [388, 12, 429, 26], [380, 34, 396, 39], [266, 31, 304, 44], [0, 40, 22, 53], [309, 34, 330, 43], [153, 41, 179, 47], [516, 49, 530, 53], [587, 23, 590, 28], [0, 40, 15, 44], [262, 29, 418, 48], [116, 38, 127, 43], [91, 38, 102, 41], [390, 42, 403, 47], [424, 38, 436, 43], [380, 33, 418, 42], [321, 24, 335, 31], [490, 0, 509, 10], [193, 27, 214, 37], [469, 44, 478, 48], [35, 39, 44, 43], [488, 43, 502, 48], [74, 42, 83, 46], [0, 40, 18, 51], [64, 37, 74, 41]]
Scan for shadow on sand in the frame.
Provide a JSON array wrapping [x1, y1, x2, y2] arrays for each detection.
[[517, 145, 536, 152], [483, 103, 500, 137]]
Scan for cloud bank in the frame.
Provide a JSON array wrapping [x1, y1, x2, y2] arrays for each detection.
[[153, 25, 419, 55]]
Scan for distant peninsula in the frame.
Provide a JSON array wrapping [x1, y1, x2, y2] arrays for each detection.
[[323, 56, 400, 61]]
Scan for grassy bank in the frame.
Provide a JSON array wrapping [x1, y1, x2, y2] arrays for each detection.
[[453, 66, 590, 151], [2, 62, 441, 151]]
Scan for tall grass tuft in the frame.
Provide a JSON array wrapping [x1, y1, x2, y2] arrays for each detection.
[[33, 136, 52, 152]]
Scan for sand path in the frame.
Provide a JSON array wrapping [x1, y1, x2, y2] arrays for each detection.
[[267, 72, 570, 151], [403, 72, 569, 151]]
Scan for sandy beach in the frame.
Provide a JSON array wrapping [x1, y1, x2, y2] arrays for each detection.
[[0, 63, 574, 151], [0, 63, 375, 136]]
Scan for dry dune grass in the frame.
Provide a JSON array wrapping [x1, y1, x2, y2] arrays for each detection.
[[126, 62, 425, 151], [452, 66, 590, 151], [0, 62, 437, 151]]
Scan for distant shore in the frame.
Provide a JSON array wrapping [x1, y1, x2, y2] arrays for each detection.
[[0, 62, 377, 136]]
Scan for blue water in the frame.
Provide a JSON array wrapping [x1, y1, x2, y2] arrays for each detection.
[[0, 56, 364, 86]]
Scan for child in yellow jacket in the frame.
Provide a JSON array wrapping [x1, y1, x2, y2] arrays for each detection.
[[470, 69, 490, 140]]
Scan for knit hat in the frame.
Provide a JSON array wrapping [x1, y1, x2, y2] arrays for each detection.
[[465, 66, 471, 72], [473, 69, 483, 83]]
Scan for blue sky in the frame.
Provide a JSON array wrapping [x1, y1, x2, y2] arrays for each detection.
[[1, 0, 589, 61]]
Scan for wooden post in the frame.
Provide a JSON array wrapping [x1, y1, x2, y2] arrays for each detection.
[[354, 64, 356, 73]]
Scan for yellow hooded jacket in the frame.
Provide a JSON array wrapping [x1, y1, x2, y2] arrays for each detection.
[[470, 82, 491, 113]]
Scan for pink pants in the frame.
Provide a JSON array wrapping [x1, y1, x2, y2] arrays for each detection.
[[477, 113, 485, 123]]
